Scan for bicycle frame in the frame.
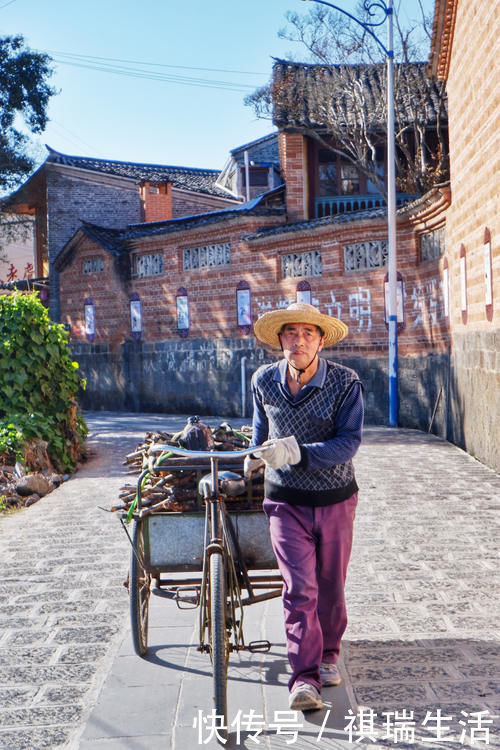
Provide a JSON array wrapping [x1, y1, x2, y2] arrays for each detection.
[[126, 442, 283, 738], [148, 445, 282, 654]]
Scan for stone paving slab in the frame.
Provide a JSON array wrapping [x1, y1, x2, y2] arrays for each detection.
[[1, 415, 499, 750], [0, 413, 228, 750]]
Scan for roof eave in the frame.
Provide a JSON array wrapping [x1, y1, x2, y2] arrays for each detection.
[[428, 0, 458, 81]]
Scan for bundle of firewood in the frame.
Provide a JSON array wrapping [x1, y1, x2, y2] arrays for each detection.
[[114, 419, 264, 517]]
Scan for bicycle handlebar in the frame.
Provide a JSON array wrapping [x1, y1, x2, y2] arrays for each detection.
[[148, 444, 257, 460]]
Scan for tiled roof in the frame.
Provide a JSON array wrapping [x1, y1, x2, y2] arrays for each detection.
[[272, 60, 447, 130], [55, 188, 286, 267], [124, 188, 285, 239], [80, 223, 126, 255], [243, 206, 387, 241], [45, 146, 232, 198]]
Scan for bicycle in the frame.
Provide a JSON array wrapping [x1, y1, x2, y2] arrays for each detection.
[[124, 443, 282, 740]]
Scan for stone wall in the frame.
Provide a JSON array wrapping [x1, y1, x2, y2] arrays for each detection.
[[73, 337, 452, 442], [448, 330, 499, 472]]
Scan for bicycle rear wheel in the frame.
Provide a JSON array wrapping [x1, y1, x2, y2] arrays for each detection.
[[129, 520, 151, 656], [209, 550, 229, 737]]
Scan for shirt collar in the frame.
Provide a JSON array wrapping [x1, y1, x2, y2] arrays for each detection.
[[273, 356, 327, 389]]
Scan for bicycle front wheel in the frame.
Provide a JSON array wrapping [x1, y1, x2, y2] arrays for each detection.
[[209, 550, 229, 736], [129, 520, 151, 656]]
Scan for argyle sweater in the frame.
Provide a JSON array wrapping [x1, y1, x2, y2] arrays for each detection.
[[251, 359, 361, 507]]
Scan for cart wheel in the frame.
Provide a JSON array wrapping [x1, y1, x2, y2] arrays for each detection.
[[209, 550, 229, 738], [130, 520, 151, 656]]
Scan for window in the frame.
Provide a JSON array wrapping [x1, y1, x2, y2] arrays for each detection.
[[296, 280, 312, 304], [176, 287, 190, 337], [183, 243, 230, 271], [341, 164, 360, 195], [82, 256, 104, 274], [84, 297, 96, 342], [318, 150, 337, 197], [344, 240, 388, 271], [236, 280, 252, 334], [420, 227, 445, 262], [241, 168, 269, 187], [318, 149, 360, 196], [133, 252, 164, 278], [282, 250, 322, 279], [130, 293, 142, 340]]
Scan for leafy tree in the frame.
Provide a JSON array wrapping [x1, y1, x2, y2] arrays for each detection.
[[245, 2, 448, 197], [0, 35, 55, 265], [0, 292, 87, 472], [0, 35, 55, 193]]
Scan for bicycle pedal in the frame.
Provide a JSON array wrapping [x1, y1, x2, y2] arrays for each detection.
[[248, 640, 272, 653], [175, 586, 200, 609]]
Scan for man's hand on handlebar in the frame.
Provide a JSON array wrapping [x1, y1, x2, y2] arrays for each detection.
[[252, 436, 301, 470], [243, 454, 265, 477]]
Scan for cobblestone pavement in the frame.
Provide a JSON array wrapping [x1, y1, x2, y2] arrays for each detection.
[[0, 414, 499, 749], [0, 413, 204, 750]]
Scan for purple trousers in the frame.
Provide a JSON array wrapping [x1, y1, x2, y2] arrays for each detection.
[[263, 494, 357, 692]]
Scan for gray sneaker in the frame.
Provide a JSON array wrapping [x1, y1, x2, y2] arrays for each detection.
[[289, 681, 323, 711], [320, 662, 341, 686]]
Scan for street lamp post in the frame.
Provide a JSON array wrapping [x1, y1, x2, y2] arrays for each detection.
[[301, 0, 399, 426]]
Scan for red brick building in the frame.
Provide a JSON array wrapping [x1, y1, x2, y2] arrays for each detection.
[[428, 0, 499, 470], [54, 172, 451, 432], [14, 38, 498, 472]]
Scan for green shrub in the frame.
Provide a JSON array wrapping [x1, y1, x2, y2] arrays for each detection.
[[0, 292, 87, 472]]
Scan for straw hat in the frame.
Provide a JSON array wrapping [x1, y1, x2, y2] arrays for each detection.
[[253, 302, 348, 349]]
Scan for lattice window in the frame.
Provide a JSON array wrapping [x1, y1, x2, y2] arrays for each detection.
[[133, 252, 164, 278], [281, 250, 322, 279], [420, 227, 445, 262], [344, 240, 388, 271], [183, 243, 231, 271], [82, 256, 104, 274]]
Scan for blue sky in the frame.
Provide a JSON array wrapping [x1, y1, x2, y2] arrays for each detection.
[[2, 0, 435, 174]]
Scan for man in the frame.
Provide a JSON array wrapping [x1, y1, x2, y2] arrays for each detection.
[[245, 302, 363, 711]]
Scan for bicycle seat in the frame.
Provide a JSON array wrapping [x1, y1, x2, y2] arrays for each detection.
[[199, 470, 246, 498]]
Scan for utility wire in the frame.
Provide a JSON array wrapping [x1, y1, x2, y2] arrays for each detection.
[[46, 49, 266, 77], [52, 57, 261, 92], [47, 49, 266, 92]]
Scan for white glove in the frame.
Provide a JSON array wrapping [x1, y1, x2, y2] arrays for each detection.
[[254, 435, 301, 469], [243, 454, 265, 477]]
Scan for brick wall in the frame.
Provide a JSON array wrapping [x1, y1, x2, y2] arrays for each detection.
[[141, 182, 172, 222], [434, 0, 499, 470], [171, 189, 239, 219], [47, 168, 143, 320], [59, 208, 454, 431], [59, 213, 449, 356], [279, 132, 308, 222], [58, 234, 131, 351], [444, 0, 499, 333]]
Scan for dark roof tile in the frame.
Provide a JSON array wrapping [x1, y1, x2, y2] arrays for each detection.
[[243, 206, 387, 240], [45, 146, 231, 198], [272, 60, 447, 130]]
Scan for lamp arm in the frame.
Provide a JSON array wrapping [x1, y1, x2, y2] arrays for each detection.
[[300, 0, 393, 58]]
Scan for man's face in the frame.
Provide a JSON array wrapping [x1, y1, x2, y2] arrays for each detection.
[[279, 322, 324, 370]]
